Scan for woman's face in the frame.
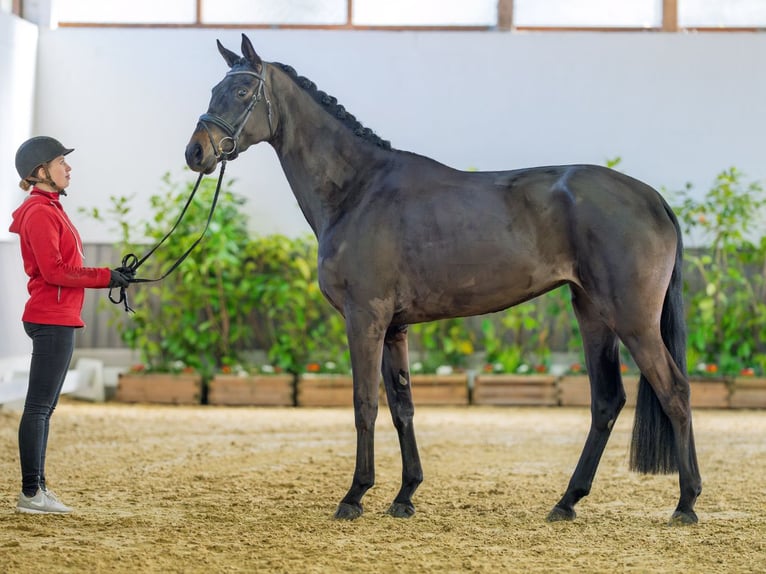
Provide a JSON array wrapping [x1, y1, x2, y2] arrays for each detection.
[[38, 155, 71, 191]]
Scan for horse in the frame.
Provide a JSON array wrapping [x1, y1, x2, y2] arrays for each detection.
[[185, 34, 701, 525]]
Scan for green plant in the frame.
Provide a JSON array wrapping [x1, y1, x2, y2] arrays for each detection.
[[82, 172, 258, 379], [244, 234, 348, 375], [671, 167, 766, 375], [479, 287, 579, 373], [410, 318, 476, 372]]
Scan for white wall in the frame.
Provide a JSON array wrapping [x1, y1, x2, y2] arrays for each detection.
[[0, 13, 37, 237], [33, 28, 766, 244], [0, 13, 38, 358]]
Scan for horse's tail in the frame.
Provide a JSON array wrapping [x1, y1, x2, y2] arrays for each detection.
[[629, 201, 686, 475]]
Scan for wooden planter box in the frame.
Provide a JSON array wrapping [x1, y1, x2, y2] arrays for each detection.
[[473, 373, 558, 406], [297, 374, 355, 407], [208, 374, 294, 406], [729, 377, 766, 408], [298, 373, 468, 407], [410, 373, 469, 406], [558, 375, 590, 407], [558, 375, 639, 407], [689, 377, 730, 408], [115, 373, 202, 405]]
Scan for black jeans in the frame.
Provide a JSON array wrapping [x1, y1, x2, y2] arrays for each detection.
[[19, 322, 75, 496]]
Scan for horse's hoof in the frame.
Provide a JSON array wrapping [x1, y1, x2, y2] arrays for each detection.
[[387, 502, 415, 518], [546, 505, 576, 522], [334, 502, 363, 520], [668, 510, 698, 526]]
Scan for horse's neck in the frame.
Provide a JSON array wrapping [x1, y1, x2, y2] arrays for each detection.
[[268, 69, 385, 237]]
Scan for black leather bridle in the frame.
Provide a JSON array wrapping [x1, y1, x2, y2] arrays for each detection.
[[198, 68, 273, 159]]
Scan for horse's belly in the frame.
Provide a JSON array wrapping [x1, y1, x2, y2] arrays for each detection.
[[396, 261, 570, 323]]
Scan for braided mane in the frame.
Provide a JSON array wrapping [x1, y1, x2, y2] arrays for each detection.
[[275, 63, 392, 151]]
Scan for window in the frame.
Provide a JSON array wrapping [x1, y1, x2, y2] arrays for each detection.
[[202, 0, 347, 26], [679, 0, 766, 27], [54, 0, 766, 30], [1, 0, 17, 15], [57, 0, 196, 25], [353, 0, 497, 27], [514, 0, 662, 28]]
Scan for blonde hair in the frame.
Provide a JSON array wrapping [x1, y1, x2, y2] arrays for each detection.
[[19, 164, 43, 191]]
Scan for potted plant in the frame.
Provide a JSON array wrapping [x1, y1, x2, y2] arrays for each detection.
[[116, 362, 202, 405], [557, 359, 638, 407], [556, 361, 590, 407], [296, 358, 360, 407], [730, 367, 766, 408], [83, 172, 259, 404], [406, 318, 472, 406], [671, 167, 766, 408], [472, 293, 563, 406], [207, 362, 294, 407], [236, 234, 355, 407]]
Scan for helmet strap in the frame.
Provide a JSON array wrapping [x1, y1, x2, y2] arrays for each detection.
[[31, 165, 66, 196]]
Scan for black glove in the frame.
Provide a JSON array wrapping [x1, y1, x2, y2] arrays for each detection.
[[115, 265, 136, 280], [109, 268, 131, 289]]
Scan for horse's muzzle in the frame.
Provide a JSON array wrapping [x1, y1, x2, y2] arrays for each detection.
[[185, 139, 217, 174]]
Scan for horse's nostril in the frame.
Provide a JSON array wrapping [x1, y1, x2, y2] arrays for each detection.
[[185, 142, 202, 168]]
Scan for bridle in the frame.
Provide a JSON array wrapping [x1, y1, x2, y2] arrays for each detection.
[[198, 67, 273, 159], [109, 67, 273, 313]]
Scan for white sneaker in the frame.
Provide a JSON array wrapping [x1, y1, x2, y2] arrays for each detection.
[[42, 488, 72, 512], [16, 489, 72, 514]]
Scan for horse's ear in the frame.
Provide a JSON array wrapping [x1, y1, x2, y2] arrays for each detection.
[[240, 34, 263, 73], [217, 39, 240, 68]]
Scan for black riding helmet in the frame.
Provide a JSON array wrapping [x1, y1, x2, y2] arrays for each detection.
[[15, 136, 74, 180]]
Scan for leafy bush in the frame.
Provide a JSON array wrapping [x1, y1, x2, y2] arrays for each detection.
[[244, 234, 348, 375], [84, 173, 257, 378], [671, 167, 766, 375], [83, 173, 348, 379]]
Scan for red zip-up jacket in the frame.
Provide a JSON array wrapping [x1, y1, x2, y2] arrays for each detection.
[[9, 188, 111, 327]]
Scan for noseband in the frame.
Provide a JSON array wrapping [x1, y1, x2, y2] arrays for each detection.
[[198, 68, 273, 159]]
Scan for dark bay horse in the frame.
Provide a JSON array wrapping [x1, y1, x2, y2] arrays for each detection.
[[185, 34, 701, 525]]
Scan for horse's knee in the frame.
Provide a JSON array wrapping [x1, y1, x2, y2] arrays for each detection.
[[353, 401, 378, 431]]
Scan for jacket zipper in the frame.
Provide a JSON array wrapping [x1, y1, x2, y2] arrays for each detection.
[[60, 215, 85, 260]]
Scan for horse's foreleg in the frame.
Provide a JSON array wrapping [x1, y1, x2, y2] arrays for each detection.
[[381, 325, 422, 518], [334, 310, 387, 521], [549, 295, 625, 522]]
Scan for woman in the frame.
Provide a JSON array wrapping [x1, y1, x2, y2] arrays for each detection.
[[9, 136, 132, 514]]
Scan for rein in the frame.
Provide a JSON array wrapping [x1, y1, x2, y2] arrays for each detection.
[[110, 68, 271, 312], [108, 160, 228, 313]]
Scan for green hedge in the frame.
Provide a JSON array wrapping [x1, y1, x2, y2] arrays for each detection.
[[84, 167, 766, 379]]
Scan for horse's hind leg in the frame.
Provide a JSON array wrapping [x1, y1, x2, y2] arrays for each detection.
[[621, 330, 701, 525], [381, 325, 423, 518], [548, 288, 626, 522]]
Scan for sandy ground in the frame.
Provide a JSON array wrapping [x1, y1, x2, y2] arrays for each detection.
[[0, 401, 764, 573]]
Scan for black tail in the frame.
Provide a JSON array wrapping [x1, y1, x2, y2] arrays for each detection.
[[629, 202, 686, 474]]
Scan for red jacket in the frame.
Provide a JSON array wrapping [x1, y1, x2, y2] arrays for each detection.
[[9, 188, 111, 327]]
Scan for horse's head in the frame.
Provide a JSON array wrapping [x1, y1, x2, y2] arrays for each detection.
[[185, 34, 273, 174]]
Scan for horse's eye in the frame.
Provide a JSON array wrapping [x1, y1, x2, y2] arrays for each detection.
[[237, 88, 248, 98]]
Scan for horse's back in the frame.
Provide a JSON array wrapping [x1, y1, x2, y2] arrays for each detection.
[[319, 160, 678, 324]]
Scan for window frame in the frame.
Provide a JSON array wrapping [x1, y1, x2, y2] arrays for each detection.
[[51, 0, 763, 32]]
